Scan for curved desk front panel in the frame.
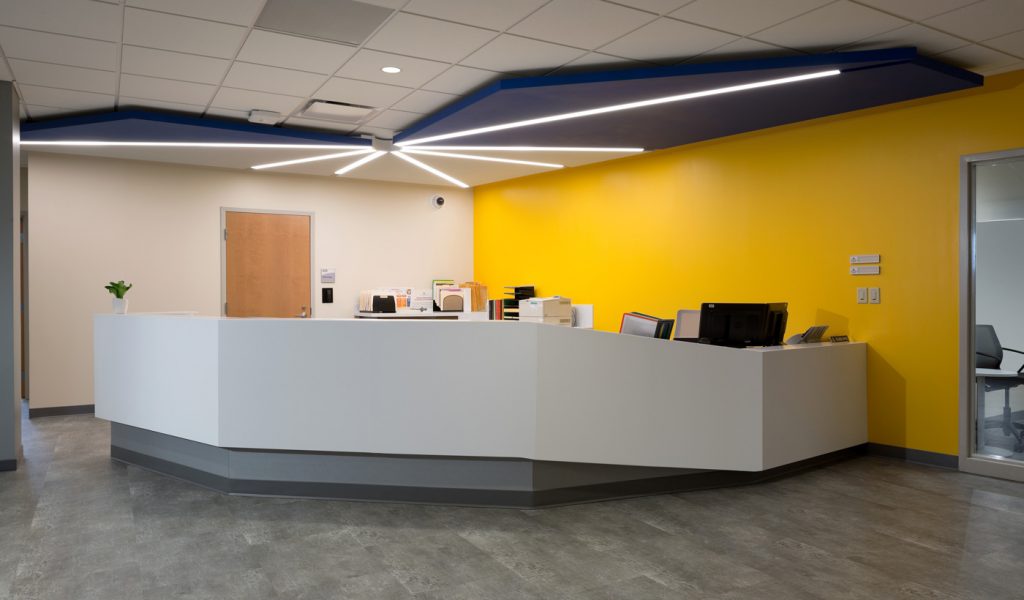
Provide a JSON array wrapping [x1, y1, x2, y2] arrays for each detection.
[[95, 315, 866, 506]]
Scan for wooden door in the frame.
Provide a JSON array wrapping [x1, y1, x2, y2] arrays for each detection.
[[224, 211, 311, 318]]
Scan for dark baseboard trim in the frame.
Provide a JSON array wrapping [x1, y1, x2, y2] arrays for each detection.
[[535, 444, 870, 506], [867, 443, 959, 469], [111, 446, 230, 491], [0, 459, 16, 472], [29, 404, 95, 418], [112, 443, 867, 508]]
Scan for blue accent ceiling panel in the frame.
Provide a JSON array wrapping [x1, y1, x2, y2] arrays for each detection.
[[22, 111, 370, 146], [396, 48, 981, 150], [21, 49, 981, 155]]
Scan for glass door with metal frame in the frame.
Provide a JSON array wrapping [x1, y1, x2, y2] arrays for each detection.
[[962, 149, 1024, 480]]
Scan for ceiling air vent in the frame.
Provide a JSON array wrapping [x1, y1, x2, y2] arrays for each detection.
[[255, 0, 393, 46], [301, 100, 377, 123]]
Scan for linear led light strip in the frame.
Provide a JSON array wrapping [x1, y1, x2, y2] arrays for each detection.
[[20, 141, 368, 149], [406, 146, 644, 152], [320, 148, 574, 188], [334, 151, 387, 176], [252, 148, 374, 170], [397, 69, 842, 147], [331, 148, 574, 188], [393, 152, 469, 188], [402, 149, 563, 169]]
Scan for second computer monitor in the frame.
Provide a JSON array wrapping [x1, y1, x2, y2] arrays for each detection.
[[697, 302, 788, 347]]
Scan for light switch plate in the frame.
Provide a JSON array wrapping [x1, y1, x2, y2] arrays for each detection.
[[869, 287, 880, 304], [850, 265, 880, 275], [850, 254, 880, 264], [857, 287, 868, 304]]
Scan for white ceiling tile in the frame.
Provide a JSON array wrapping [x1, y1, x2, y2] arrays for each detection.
[[461, 35, 586, 73], [671, 0, 830, 36], [752, 1, 910, 51], [938, 44, 1020, 72], [315, 77, 413, 108], [8, 59, 116, 94], [210, 87, 306, 115], [118, 96, 206, 114], [204, 106, 251, 121], [366, 109, 425, 130], [236, 30, 357, 75], [687, 37, 800, 62], [25, 104, 69, 119], [124, 8, 248, 59], [125, 0, 267, 26], [392, 89, 460, 113], [510, 0, 656, 50], [17, 84, 114, 110], [926, 0, 1024, 41], [975, 59, 1024, 75], [554, 52, 654, 73], [223, 62, 327, 97], [351, 125, 397, 139], [0, 27, 118, 71], [366, 13, 496, 63], [986, 29, 1024, 58], [0, 0, 121, 42], [402, 0, 548, 30], [839, 23, 970, 55], [598, 18, 737, 62], [283, 116, 358, 134], [855, 0, 982, 21], [422, 65, 503, 95], [336, 49, 450, 88], [0, 60, 10, 81], [119, 74, 217, 106], [121, 46, 230, 85], [358, 0, 406, 8], [606, 0, 693, 14]]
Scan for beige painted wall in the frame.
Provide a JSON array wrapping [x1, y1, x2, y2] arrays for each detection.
[[27, 152, 474, 409]]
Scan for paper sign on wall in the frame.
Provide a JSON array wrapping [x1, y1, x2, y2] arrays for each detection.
[[320, 268, 336, 284]]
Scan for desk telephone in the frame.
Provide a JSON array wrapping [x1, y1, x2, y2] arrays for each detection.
[[785, 325, 829, 345]]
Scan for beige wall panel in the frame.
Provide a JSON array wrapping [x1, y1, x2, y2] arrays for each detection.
[[28, 153, 473, 409]]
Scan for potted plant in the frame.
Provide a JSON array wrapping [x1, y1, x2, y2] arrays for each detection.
[[105, 280, 133, 314]]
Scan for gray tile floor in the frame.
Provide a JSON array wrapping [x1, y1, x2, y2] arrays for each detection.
[[4, 412, 1024, 600]]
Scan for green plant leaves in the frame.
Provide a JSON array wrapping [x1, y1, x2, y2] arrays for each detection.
[[104, 280, 132, 299]]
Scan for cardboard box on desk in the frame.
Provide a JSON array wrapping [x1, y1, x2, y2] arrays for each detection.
[[519, 297, 572, 319], [520, 315, 572, 327], [459, 281, 488, 312]]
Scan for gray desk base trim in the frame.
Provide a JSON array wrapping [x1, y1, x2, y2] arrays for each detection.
[[29, 404, 95, 418], [110, 423, 865, 508], [867, 443, 959, 469], [0, 459, 15, 472]]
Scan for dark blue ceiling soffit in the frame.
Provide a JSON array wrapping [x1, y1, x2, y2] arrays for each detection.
[[20, 49, 981, 152], [22, 110, 371, 145], [395, 47, 982, 150]]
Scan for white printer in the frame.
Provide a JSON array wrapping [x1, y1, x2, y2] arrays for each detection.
[[519, 297, 572, 327]]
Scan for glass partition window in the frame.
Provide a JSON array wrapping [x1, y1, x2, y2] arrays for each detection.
[[974, 156, 1024, 462]]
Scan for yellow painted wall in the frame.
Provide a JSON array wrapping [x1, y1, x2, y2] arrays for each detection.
[[474, 70, 1024, 457]]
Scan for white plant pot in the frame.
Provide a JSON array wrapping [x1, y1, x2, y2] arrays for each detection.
[[112, 297, 128, 315]]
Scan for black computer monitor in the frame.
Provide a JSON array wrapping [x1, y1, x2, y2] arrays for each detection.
[[697, 302, 788, 347]]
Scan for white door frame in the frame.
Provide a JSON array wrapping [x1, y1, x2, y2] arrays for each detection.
[[220, 207, 316, 318], [959, 147, 1024, 482]]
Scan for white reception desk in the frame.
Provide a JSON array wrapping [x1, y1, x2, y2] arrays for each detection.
[[95, 314, 866, 506]]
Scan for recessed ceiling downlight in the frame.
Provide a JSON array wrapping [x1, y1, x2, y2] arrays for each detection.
[[381, 66, 402, 74]]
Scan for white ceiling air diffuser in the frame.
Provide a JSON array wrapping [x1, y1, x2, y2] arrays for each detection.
[[301, 100, 377, 123]]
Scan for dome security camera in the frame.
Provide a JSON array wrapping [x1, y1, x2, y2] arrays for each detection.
[[431, 195, 446, 209]]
